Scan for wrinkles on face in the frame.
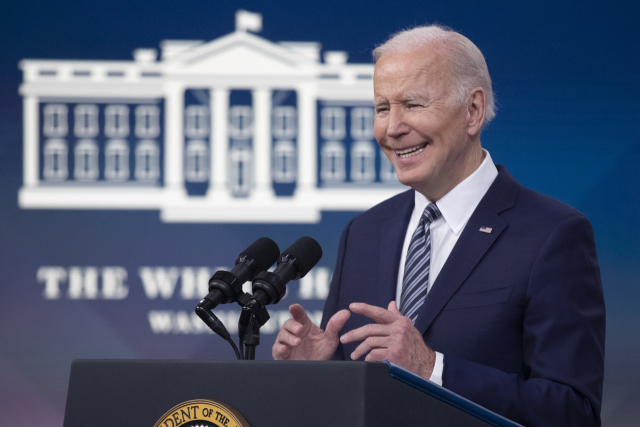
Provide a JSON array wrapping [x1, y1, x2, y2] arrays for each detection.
[[372, 44, 482, 201]]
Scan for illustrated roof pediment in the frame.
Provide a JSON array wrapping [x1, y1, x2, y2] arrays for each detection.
[[163, 31, 317, 75]]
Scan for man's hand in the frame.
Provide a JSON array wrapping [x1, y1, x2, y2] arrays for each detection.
[[272, 304, 351, 361], [340, 301, 436, 379]]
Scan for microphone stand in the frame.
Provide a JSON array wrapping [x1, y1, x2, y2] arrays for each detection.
[[237, 293, 271, 360], [195, 287, 271, 361]]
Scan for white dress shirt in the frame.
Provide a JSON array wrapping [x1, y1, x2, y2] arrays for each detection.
[[395, 150, 498, 385]]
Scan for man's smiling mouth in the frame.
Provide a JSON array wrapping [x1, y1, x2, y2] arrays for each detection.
[[395, 144, 427, 158]]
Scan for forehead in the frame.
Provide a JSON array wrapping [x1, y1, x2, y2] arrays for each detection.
[[373, 44, 452, 98]]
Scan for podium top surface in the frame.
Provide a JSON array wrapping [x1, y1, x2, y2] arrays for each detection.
[[63, 359, 520, 427]]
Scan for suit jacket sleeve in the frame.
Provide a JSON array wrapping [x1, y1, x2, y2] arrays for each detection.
[[443, 215, 606, 427], [321, 217, 354, 361]]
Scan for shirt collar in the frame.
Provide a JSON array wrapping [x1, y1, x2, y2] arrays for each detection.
[[414, 150, 498, 235]]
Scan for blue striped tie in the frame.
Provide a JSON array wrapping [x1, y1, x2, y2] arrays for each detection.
[[400, 203, 442, 323]]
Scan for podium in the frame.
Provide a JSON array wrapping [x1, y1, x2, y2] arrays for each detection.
[[62, 360, 521, 427]]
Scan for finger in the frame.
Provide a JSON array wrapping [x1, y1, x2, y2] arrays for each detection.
[[289, 304, 310, 323], [387, 300, 401, 314], [349, 302, 400, 325], [324, 309, 350, 341], [288, 304, 314, 334], [364, 348, 388, 362], [350, 336, 389, 360], [272, 343, 293, 360], [276, 328, 302, 347], [281, 318, 304, 335], [289, 304, 314, 327], [340, 323, 391, 344]]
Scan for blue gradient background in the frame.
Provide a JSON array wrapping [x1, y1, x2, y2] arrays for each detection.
[[0, 1, 639, 425]]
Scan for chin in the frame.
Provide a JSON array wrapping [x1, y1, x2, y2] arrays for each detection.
[[395, 173, 423, 190]]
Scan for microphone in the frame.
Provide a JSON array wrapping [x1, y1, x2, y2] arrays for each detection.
[[195, 237, 280, 340], [250, 236, 323, 309], [201, 237, 280, 308]]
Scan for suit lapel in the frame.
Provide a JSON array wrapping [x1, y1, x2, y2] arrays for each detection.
[[413, 166, 519, 335], [376, 190, 415, 309]]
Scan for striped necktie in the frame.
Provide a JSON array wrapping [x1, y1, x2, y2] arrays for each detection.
[[400, 203, 442, 323]]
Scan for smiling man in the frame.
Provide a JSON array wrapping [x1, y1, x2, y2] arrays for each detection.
[[273, 25, 605, 427]]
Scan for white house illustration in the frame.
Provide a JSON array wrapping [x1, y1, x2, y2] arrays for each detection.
[[18, 10, 403, 223]]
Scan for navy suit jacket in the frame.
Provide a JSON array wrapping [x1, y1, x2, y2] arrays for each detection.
[[321, 166, 605, 427]]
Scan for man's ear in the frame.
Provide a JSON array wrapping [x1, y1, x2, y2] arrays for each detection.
[[467, 87, 486, 137]]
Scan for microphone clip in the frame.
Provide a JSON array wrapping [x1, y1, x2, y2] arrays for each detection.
[[237, 292, 271, 326]]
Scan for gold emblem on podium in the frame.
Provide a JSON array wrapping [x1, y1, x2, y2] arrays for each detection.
[[153, 399, 250, 427]]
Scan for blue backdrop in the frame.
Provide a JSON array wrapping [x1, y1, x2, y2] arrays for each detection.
[[0, 1, 639, 426]]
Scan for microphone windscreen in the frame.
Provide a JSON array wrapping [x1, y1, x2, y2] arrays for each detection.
[[239, 237, 281, 272], [281, 236, 323, 277]]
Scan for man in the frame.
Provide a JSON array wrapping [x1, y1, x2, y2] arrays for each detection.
[[273, 25, 605, 427]]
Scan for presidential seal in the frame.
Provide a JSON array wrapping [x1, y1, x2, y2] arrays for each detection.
[[153, 399, 250, 427]]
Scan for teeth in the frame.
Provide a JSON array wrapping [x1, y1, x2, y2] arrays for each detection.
[[396, 145, 426, 158]]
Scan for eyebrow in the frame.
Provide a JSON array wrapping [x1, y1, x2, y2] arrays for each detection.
[[401, 94, 430, 103], [374, 94, 430, 108]]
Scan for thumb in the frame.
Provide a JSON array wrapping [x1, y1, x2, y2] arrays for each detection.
[[388, 300, 401, 314], [324, 309, 351, 340]]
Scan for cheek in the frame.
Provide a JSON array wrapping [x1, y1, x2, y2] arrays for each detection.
[[373, 119, 385, 143], [380, 148, 394, 165], [377, 142, 394, 162]]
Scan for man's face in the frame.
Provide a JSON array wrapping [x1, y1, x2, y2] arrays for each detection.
[[373, 45, 476, 201]]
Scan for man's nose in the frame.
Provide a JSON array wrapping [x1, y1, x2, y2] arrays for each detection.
[[386, 107, 409, 138]]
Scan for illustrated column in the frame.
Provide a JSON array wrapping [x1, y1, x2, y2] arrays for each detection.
[[252, 88, 275, 200], [164, 80, 185, 195], [295, 83, 318, 199], [208, 87, 230, 200], [23, 95, 39, 187]]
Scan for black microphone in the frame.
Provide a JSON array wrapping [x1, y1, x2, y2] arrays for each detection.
[[250, 236, 323, 309], [198, 237, 280, 309], [196, 237, 280, 340]]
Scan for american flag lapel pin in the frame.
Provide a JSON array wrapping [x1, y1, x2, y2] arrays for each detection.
[[479, 226, 493, 234]]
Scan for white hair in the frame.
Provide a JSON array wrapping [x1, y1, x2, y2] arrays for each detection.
[[373, 25, 496, 124]]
